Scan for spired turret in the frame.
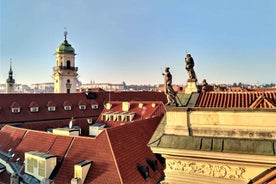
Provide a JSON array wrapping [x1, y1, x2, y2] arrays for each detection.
[[53, 31, 78, 93], [6, 61, 15, 94]]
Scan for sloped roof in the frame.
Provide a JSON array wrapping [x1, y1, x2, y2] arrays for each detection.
[[54, 133, 121, 184], [0, 125, 26, 152], [97, 101, 165, 123], [0, 92, 166, 124], [106, 116, 164, 183], [0, 113, 164, 184], [196, 91, 276, 108]]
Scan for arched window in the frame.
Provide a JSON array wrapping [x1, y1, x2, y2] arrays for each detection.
[[66, 60, 71, 69]]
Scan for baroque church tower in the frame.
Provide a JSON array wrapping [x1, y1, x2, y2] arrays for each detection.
[[53, 31, 78, 93], [6, 61, 15, 94]]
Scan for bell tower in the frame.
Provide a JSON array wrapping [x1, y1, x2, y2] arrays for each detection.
[[6, 61, 15, 94], [53, 31, 78, 93]]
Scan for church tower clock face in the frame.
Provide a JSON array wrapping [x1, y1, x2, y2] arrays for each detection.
[[53, 31, 78, 94]]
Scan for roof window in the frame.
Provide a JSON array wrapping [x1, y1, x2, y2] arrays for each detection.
[[10, 102, 20, 114], [29, 101, 39, 113], [47, 101, 56, 112], [137, 164, 150, 181], [146, 158, 158, 173]]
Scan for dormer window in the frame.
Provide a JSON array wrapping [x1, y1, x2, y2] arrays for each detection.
[[64, 106, 71, 111], [63, 100, 72, 111], [102, 114, 109, 121], [12, 107, 20, 114], [29, 101, 39, 113], [47, 101, 56, 112], [10, 102, 20, 114], [91, 100, 99, 110], [78, 100, 86, 110], [79, 105, 86, 110], [30, 107, 39, 113], [48, 106, 56, 112]]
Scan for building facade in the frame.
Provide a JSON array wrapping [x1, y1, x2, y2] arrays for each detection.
[[53, 31, 78, 93]]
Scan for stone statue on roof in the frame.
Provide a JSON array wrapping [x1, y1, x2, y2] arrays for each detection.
[[185, 54, 197, 81], [162, 67, 178, 106]]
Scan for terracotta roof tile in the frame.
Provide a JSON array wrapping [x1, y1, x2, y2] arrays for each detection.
[[29, 101, 39, 108], [196, 91, 276, 109], [106, 116, 164, 183], [54, 133, 121, 184], [0, 92, 166, 124]]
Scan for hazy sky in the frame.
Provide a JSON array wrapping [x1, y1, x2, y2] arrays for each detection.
[[0, 0, 275, 85]]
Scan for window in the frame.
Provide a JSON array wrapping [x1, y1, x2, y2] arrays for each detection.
[[79, 105, 86, 110], [11, 108, 20, 114], [64, 106, 71, 111], [91, 104, 98, 109], [38, 160, 46, 177], [27, 157, 34, 173], [66, 60, 71, 69], [102, 115, 108, 121], [48, 106, 56, 112], [30, 107, 39, 113]]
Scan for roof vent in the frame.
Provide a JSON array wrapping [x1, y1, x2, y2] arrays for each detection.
[[137, 164, 150, 181], [139, 103, 143, 108], [151, 103, 156, 108], [146, 158, 158, 173]]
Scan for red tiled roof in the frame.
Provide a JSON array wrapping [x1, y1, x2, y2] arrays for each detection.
[[63, 100, 72, 107], [54, 133, 122, 184], [0, 92, 166, 124], [11, 130, 57, 164], [251, 167, 276, 184], [0, 125, 26, 152], [97, 101, 165, 123], [196, 91, 276, 108], [10, 102, 20, 108], [29, 101, 39, 108], [106, 116, 164, 183]]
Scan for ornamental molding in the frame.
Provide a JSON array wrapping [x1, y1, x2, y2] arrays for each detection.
[[167, 159, 246, 180]]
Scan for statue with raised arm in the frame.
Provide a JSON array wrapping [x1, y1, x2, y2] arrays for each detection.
[[185, 54, 197, 81], [163, 67, 178, 106]]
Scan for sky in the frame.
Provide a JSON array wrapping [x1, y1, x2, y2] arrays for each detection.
[[0, 0, 275, 85]]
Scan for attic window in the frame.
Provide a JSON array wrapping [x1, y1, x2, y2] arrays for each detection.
[[12, 107, 20, 114], [63, 101, 72, 111], [146, 158, 158, 173], [29, 101, 39, 113], [64, 106, 71, 111], [48, 106, 56, 112], [91, 104, 98, 109], [11, 102, 20, 114], [47, 101, 56, 112], [91, 100, 99, 109], [102, 114, 108, 121], [30, 107, 39, 113], [137, 164, 150, 181], [79, 105, 86, 110]]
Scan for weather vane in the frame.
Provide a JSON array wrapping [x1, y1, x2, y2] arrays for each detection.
[[64, 27, 68, 40]]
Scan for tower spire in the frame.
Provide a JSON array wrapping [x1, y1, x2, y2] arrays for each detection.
[[64, 27, 68, 41]]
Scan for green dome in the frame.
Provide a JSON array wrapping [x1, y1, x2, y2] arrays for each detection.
[[56, 39, 75, 53]]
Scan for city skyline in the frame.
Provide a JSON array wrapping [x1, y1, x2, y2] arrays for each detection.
[[1, 0, 275, 85]]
